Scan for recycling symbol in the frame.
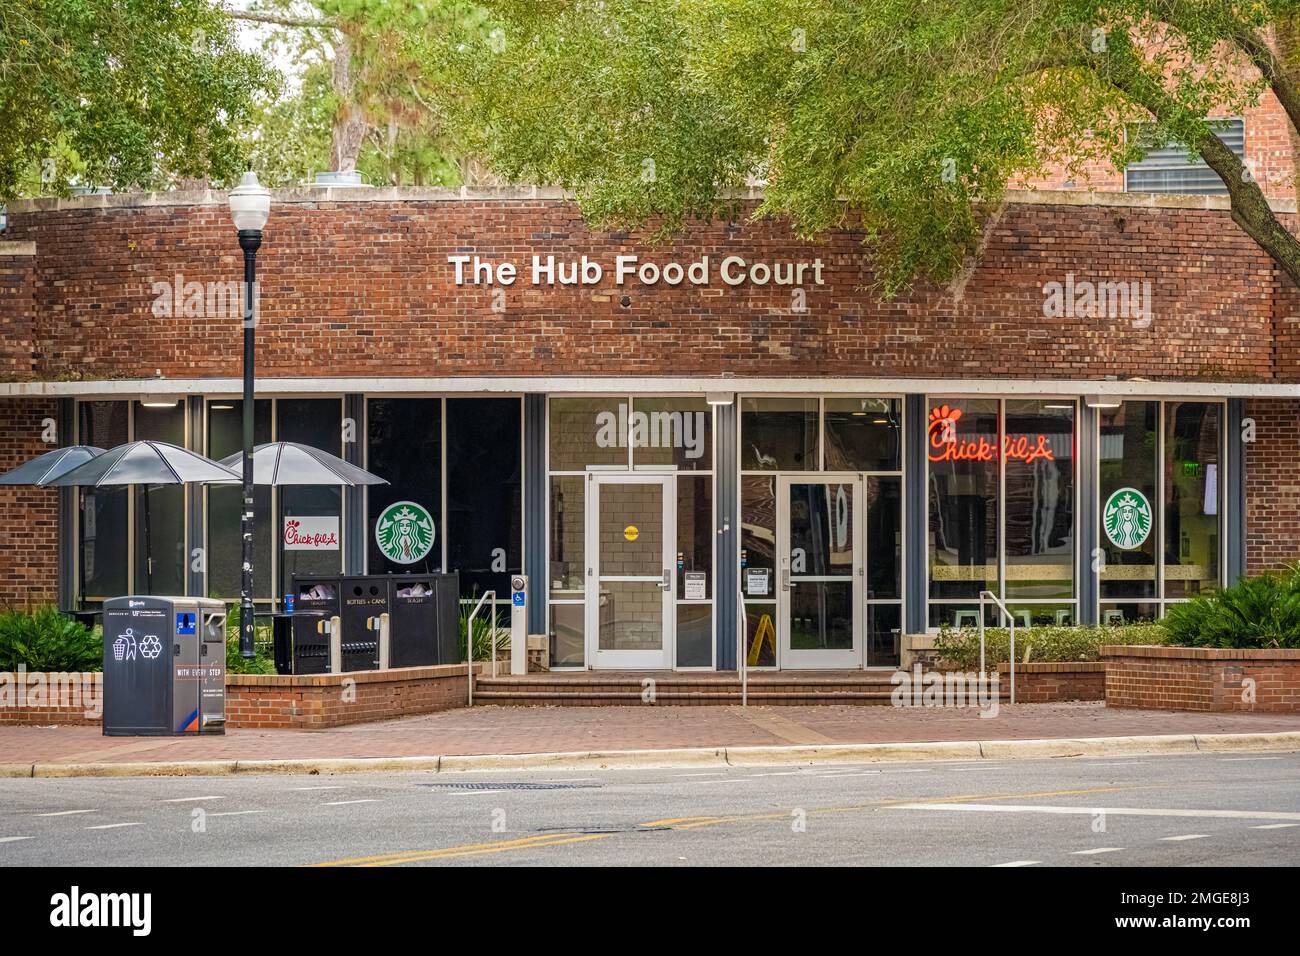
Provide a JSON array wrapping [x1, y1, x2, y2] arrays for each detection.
[[138, 635, 163, 660]]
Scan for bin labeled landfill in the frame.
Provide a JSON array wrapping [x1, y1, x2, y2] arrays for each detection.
[[102, 596, 227, 736]]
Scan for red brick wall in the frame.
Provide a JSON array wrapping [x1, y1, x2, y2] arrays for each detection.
[[0, 194, 1286, 384], [1244, 398, 1300, 575], [998, 662, 1105, 702], [0, 399, 60, 607], [1102, 645, 1300, 712], [0, 671, 100, 724], [0, 246, 35, 380]]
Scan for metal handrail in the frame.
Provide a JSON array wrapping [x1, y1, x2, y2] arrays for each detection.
[[977, 589, 1016, 704], [738, 582, 748, 708], [465, 590, 496, 707]]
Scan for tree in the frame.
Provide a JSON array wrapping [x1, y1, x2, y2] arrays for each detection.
[[0, 0, 273, 198], [235, 0, 488, 185], [445, 0, 1300, 297]]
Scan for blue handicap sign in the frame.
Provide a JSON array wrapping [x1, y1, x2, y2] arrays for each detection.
[[175, 612, 196, 635], [512, 591, 526, 607]]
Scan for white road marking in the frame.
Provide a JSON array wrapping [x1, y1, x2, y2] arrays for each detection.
[[1072, 847, 1125, 855], [84, 822, 143, 830], [1161, 834, 1210, 841], [160, 796, 226, 803], [205, 810, 266, 817], [1221, 757, 1281, 762], [284, 786, 346, 791], [0, 836, 33, 844], [1250, 823, 1299, 830], [672, 772, 729, 778], [992, 860, 1040, 867], [887, 803, 1300, 822], [34, 809, 98, 817], [322, 799, 380, 806]]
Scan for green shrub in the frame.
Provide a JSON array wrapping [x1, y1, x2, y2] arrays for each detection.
[[933, 622, 1168, 669], [224, 604, 277, 675], [459, 601, 510, 663], [0, 606, 102, 672], [1163, 568, 1300, 649]]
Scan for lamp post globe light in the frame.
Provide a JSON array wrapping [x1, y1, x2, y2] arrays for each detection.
[[228, 170, 271, 659]]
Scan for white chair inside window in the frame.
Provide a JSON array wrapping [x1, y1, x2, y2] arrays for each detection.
[[1054, 609, 1073, 626], [1102, 609, 1126, 625], [953, 610, 980, 628], [1013, 610, 1032, 629]]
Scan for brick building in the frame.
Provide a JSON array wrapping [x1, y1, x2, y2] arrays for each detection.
[[0, 184, 1295, 671]]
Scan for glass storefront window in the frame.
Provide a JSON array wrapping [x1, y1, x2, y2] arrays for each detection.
[[631, 397, 712, 470], [1004, 400, 1075, 600], [206, 400, 272, 600], [741, 476, 776, 599], [676, 475, 711, 600], [447, 398, 521, 599], [549, 397, 626, 470], [1164, 402, 1220, 598], [365, 398, 440, 575], [549, 602, 584, 668], [824, 398, 902, 471], [548, 476, 584, 594], [928, 398, 999, 606], [676, 603, 712, 667], [741, 397, 817, 471], [867, 603, 902, 668], [132, 401, 186, 595], [280, 398, 343, 592], [78, 401, 128, 599], [866, 476, 902, 600], [1099, 401, 1158, 600]]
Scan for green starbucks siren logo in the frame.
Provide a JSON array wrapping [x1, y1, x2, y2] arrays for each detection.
[[375, 500, 435, 564], [1103, 487, 1153, 550]]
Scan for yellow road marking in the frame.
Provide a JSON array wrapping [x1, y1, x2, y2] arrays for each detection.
[[311, 832, 587, 867]]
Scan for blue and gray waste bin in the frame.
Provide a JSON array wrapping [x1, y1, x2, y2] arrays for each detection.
[[102, 596, 227, 736]]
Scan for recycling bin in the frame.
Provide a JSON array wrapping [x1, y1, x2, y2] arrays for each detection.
[[389, 572, 460, 667], [339, 576, 389, 671], [102, 596, 226, 736]]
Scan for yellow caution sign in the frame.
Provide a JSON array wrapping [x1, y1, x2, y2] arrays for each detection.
[[747, 613, 776, 666]]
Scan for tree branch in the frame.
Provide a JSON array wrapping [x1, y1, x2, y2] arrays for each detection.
[[226, 9, 337, 30]]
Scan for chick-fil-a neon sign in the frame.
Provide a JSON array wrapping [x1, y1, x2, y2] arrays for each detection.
[[928, 404, 1056, 464]]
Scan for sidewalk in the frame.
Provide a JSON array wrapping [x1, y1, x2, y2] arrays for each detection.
[[4, 702, 1300, 772]]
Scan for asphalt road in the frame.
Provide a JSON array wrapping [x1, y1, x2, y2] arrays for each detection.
[[1, 751, 1298, 867]]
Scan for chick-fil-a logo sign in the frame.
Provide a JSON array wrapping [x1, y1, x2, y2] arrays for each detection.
[[928, 404, 1056, 464], [283, 517, 340, 551]]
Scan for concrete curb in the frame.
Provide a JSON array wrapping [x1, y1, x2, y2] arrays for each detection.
[[1, 730, 1297, 778]]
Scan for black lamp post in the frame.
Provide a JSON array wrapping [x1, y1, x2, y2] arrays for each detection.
[[228, 170, 271, 658]]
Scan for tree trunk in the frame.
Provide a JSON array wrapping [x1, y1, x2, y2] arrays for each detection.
[[329, 33, 366, 173]]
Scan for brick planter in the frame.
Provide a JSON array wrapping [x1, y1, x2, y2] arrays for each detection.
[[1101, 645, 1300, 712], [997, 661, 1105, 702], [0, 665, 472, 729]]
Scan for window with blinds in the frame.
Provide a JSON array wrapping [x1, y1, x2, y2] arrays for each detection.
[[1123, 119, 1245, 195]]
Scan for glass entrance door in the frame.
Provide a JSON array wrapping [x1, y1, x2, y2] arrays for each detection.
[[586, 475, 675, 669], [776, 477, 863, 668]]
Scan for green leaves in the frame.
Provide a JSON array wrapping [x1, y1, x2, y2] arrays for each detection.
[[1164, 568, 1300, 649], [934, 621, 1169, 669], [0, 0, 275, 199], [0, 606, 101, 672], [444, 0, 1300, 296]]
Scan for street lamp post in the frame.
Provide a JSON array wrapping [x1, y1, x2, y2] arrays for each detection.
[[229, 171, 271, 659]]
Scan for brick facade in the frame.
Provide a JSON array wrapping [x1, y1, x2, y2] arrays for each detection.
[[997, 661, 1106, 703], [0, 190, 1290, 385], [1102, 645, 1300, 712], [1244, 398, 1300, 574], [0, 398, 60, 608]]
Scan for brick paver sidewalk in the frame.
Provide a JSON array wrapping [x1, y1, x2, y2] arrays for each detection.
[[3, 702, 1300, 767]]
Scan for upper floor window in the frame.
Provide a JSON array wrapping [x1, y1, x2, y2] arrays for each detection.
[[1124, 119, 1244, 195]]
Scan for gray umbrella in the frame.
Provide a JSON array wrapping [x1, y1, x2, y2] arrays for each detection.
[[218, 442, 387, 486], [0, 445, 106, 485], [48, 441, 239, 592]]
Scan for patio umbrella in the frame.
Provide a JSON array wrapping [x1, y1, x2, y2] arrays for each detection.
[[217, 442, 387, 486], [0, 445, 106, 486], [48, 441, 239, 592]]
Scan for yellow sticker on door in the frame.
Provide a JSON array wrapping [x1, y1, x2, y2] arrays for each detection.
[[623, 525, 639, 541]]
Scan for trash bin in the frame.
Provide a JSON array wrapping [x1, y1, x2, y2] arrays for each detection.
[[388, 574, 437, 667], [291, 577, 338, 674], [340, 577, 388, 671], [102, 596, 226, 736]]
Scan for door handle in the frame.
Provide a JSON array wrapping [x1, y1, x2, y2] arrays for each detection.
[[661, 569, 671, 592]]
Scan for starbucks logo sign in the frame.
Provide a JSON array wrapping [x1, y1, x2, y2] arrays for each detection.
[[375, 500, 435, 565], [1103, 487, 1153, 550]]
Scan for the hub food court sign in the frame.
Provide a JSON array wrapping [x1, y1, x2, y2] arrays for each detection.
[[448, 254, 826, 288]]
